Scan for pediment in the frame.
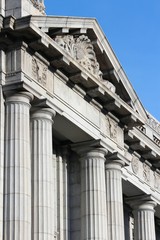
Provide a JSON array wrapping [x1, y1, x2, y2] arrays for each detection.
[[28, 16, 147, 121]]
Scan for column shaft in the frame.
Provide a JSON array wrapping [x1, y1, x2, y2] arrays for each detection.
[[0, 87, 4, 239], [56, 148, 69, 240], [133, 201, 156, 240], [4, 92, 33, 240], [81, 149, 108, 240], [105, 160, 125, 240], [31, 108, 55, 240]]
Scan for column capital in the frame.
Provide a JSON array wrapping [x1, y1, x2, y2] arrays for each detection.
[[126, 194, 157, 211], [105, 152, 129, 170], [71, 139, 108, 159], [80, 148, 108, 160], [5, 91, 33, 104], [31, 108, 56, 121]]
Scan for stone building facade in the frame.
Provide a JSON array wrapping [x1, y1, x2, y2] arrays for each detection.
[[0, 0, 160, 239]]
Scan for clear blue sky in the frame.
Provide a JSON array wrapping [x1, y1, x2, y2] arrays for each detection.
[[45, 0, 160, 121]]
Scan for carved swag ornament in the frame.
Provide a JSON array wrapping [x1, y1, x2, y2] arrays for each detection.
[[55, 35, 115, 93]]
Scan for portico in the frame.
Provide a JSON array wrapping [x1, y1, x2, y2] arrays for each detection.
[[0, 0, 160, 239]]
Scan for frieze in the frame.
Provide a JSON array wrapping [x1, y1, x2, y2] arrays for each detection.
[[54, 35, 115, 93], [32, 58, 47, 87], [128, 155, 160, 193]]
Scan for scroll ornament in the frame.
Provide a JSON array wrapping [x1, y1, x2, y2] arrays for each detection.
[[55, 35, 115, 93]]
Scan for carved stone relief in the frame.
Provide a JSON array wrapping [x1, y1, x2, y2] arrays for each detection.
[[30, 0, 45, 14], [107, 117, 118, 141], [131, 156, 139, 175], [147, 113, 160, 135], [32, 58, 47, 87], [143, 162, 150, 183], [154, 171, 160, 190], [54, 35, 115, 93]]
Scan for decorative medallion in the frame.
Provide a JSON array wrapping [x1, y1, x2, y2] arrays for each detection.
[[143, 162, 150, 183], [54, 35, 116, 92], [131, 156, 139, 175], [32, 58, 47, 87]]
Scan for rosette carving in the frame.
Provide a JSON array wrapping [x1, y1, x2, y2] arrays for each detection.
[[55, 35, 115, 92]]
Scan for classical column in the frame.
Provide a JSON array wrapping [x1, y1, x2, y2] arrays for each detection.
[[80, 148, 108, 240], [131, 196, 157, 240], [0, 87, 4, 239], [31, 108, 56, 240], [56, 147, 69, 240], [105, 155, 125, 240], [4, 92, 33, 240]]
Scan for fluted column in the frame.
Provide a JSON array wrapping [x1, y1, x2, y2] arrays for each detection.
[[4, 92, 33, 240], [105, 158, 125, 240], [0, 87, 4, 239], [31, 108, 56, 240], [80, 148, 108, 240], [56, 147, 69, 240], [132, 197, 157, 240]]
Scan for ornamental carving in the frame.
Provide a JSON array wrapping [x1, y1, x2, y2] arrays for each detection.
[[32, 58, 47, 87], [54, 35, 115, 92], [147, 113, 160, 135], [154, 172, 160, 190], [30, 0, 45, 14], [107, 118, 117, 141], [143, 162, 150, 183], [131, 156, 139, 174]]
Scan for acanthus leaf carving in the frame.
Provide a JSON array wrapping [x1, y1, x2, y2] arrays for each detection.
[[54, 35, 115, 93]]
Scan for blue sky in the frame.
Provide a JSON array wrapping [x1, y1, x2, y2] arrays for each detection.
[[45, 0, 160, 121]]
